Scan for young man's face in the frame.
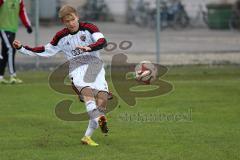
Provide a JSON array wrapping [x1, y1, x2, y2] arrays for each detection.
[[62, 13, 79, 33]]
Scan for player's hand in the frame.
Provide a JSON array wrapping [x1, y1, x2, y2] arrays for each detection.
[[76, 46, 92, 52], [13, 40, 22, 49], [26, 26, 33, 34]]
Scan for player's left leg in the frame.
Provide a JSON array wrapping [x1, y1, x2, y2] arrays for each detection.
[[92, 66, 109, 134], [96, 91, 109, 134], [96, 91, 108, 110]]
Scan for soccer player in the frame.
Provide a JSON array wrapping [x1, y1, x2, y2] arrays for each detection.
[[0, 0, 32, 84], [13, 5, 109, 146]]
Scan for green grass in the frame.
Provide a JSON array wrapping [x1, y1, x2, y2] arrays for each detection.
[[0, 65, 240, 160]]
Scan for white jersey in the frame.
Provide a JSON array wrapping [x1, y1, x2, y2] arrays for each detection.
[[18, 22, 109, 93], [18, 22, 106, 61]]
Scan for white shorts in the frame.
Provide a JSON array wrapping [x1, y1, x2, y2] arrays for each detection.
[[70, 64, 109, 94]]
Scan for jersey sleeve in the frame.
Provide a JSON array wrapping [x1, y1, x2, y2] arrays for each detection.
[[18, 43, 61, 57], [82, 23, 107, 51], [19, 0, 31, 28], [17, 28, 68, 57]]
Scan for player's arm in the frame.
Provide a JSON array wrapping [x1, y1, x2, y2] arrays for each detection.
[[77, 23, 107, 52], [19, 0, 32, 33], [87, 23, 107, 51], [13, 29, 68, 56], [13, 40, 61, 57]]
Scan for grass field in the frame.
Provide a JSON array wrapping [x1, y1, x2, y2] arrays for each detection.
[[0, 65, 239, 160]]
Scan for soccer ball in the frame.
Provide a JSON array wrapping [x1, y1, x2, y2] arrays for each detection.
[[135, 61, 158, 84]]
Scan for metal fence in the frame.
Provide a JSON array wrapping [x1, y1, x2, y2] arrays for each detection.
[[14, 0, 240, 69]]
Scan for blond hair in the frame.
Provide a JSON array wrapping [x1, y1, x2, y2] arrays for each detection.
[[58, 5, 78, 19]]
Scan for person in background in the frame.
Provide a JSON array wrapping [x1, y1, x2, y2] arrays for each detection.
[[0, 0, 32, 84]]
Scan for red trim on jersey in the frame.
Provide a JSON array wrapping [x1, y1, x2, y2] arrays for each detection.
[[24, 46, 45, 53], [19, 0, 31, 28], [0, 0, 4, 6], [80, 22, 100, 34], [80, 22, 106, 51], [50, 28, 70, 46], [88, 38, 107, 51]]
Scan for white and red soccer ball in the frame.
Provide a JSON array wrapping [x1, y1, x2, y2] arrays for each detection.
[[135, 61, 158, 84]]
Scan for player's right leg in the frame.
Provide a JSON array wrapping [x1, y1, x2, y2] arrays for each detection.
[[81, 136, 99, 147], [79, 87, 99, 146], [80, 87, 108, 146]]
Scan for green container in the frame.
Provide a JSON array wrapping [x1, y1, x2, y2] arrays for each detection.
[[207, 3, 232, 29]]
